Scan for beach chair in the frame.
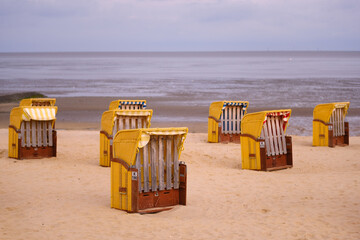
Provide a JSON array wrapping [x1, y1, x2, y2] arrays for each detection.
[[240, 110, 292, 171], [111, 128, 188, 213], [8, 98, 58, 159], [313, 102, 350, 147], [208, 101, 249, 143], [100, 109, 153, 167], [108, 99, 146, 110]]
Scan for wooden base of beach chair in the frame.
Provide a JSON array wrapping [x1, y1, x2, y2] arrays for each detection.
[[126, 163, 187, 213], [259, 136, 293, 171], [218, 127, 241, 143], [18, 131, 57, 159], [328, 122, 349, 147]]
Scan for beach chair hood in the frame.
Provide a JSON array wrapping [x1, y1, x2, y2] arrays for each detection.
[[10, 106, 58, 129], [19, 98, 56, 106], [313, 102, 350, 123], [109, 100, 147, 110], [209, 101, 249, 121], [113, 127, 188, 167], [241, 109, 291, 139]]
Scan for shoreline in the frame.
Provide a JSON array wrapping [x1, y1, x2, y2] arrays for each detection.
[[1, 96, 359, 135]]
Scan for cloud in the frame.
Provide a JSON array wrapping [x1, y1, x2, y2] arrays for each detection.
[[0, 0, 359, 51]]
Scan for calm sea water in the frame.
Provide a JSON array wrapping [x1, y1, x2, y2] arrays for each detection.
[[1, 51, 359, 135]]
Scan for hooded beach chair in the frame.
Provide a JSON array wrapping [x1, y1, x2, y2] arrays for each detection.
[[240, 110, 292, 171], [8, 98, 58, 159], [108, 99, 147, 110], [111, 127, 188, 213], [208, 101, 249, 143], [313, 102, 350, 147], [100, 109, 153, 167]]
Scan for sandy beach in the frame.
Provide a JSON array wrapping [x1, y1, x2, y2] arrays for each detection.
[[0, 97, 360, 240]]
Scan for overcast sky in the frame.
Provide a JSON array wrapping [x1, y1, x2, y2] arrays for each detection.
[[0, 0, 359, 52]]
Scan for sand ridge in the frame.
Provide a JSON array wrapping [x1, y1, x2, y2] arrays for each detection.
[[0, 129, 359, 240]]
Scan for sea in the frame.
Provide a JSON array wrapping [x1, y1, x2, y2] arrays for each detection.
[[0, 51, 359, 135]]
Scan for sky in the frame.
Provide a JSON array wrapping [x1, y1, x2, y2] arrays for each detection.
[[0, 0, 359, 52]]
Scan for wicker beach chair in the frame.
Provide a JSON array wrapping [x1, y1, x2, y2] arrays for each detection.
[[8, 98, 58, 159], [100, 109, 153, 167], [208, 101, 249, 143], [313, 102, 350, 147], [240, 110, 293, 171], [111, 128, 188, 213]]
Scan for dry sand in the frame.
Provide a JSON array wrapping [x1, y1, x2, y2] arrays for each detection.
[[0, 128, 359, 240]]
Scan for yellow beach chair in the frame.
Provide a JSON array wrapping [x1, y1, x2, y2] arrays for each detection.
[[108, 99, 146, 110], [313, 102, 350, 147], [9, 98, 58, 159], [208, 101, 249, 143], [111, 127, 188, 213], [240, 110, 293, 171], [100, 109, 153, 167]]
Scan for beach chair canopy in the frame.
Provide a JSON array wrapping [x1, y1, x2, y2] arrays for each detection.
[[113, 127, 188, 167], [241, 109, 291, 139], [313, 102, 350, 123], [101, 109, 153, 135], [209, 101, 249, 121], [10, 106, 58, 129], [19, 98, 56, 106], [109, 99, 147, 110]]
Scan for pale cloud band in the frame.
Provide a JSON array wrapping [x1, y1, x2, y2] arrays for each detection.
[[0, 0, 359, 51]]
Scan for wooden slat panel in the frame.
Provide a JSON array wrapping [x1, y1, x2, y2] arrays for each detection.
[[270, 117, 279, 155], [166, 136, 172, 190], [31, 121, 36, 147], [37, 121, 41, 147], [336, 109, 340, 137], [226, 107, 229, 134], [143, 143, 149, 192], [150, 137, 158, 192], [341, 108, 345, 135], [48, 121, 53, 147], [136, 150, 142, 192], [262, 124, 271, 156], [266, 118, 275, 156], [236, 107, 241, 134], [173, 136, 179, 189], [279, 118, 287, 154], [137, 117, 142, 129], [20, 122, 25, 147], [231, 107, 235, 133], [275, 117, 283, 154], [221, 108, 225, 133], [330, 110, 334, 135], [131, 117, 136, 129], [158, 136, 165, 191], [124, 117, 129, 130], [26, 121, 31, 147], [112, 119, 117, 139], [43, 121, 48, 146]]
